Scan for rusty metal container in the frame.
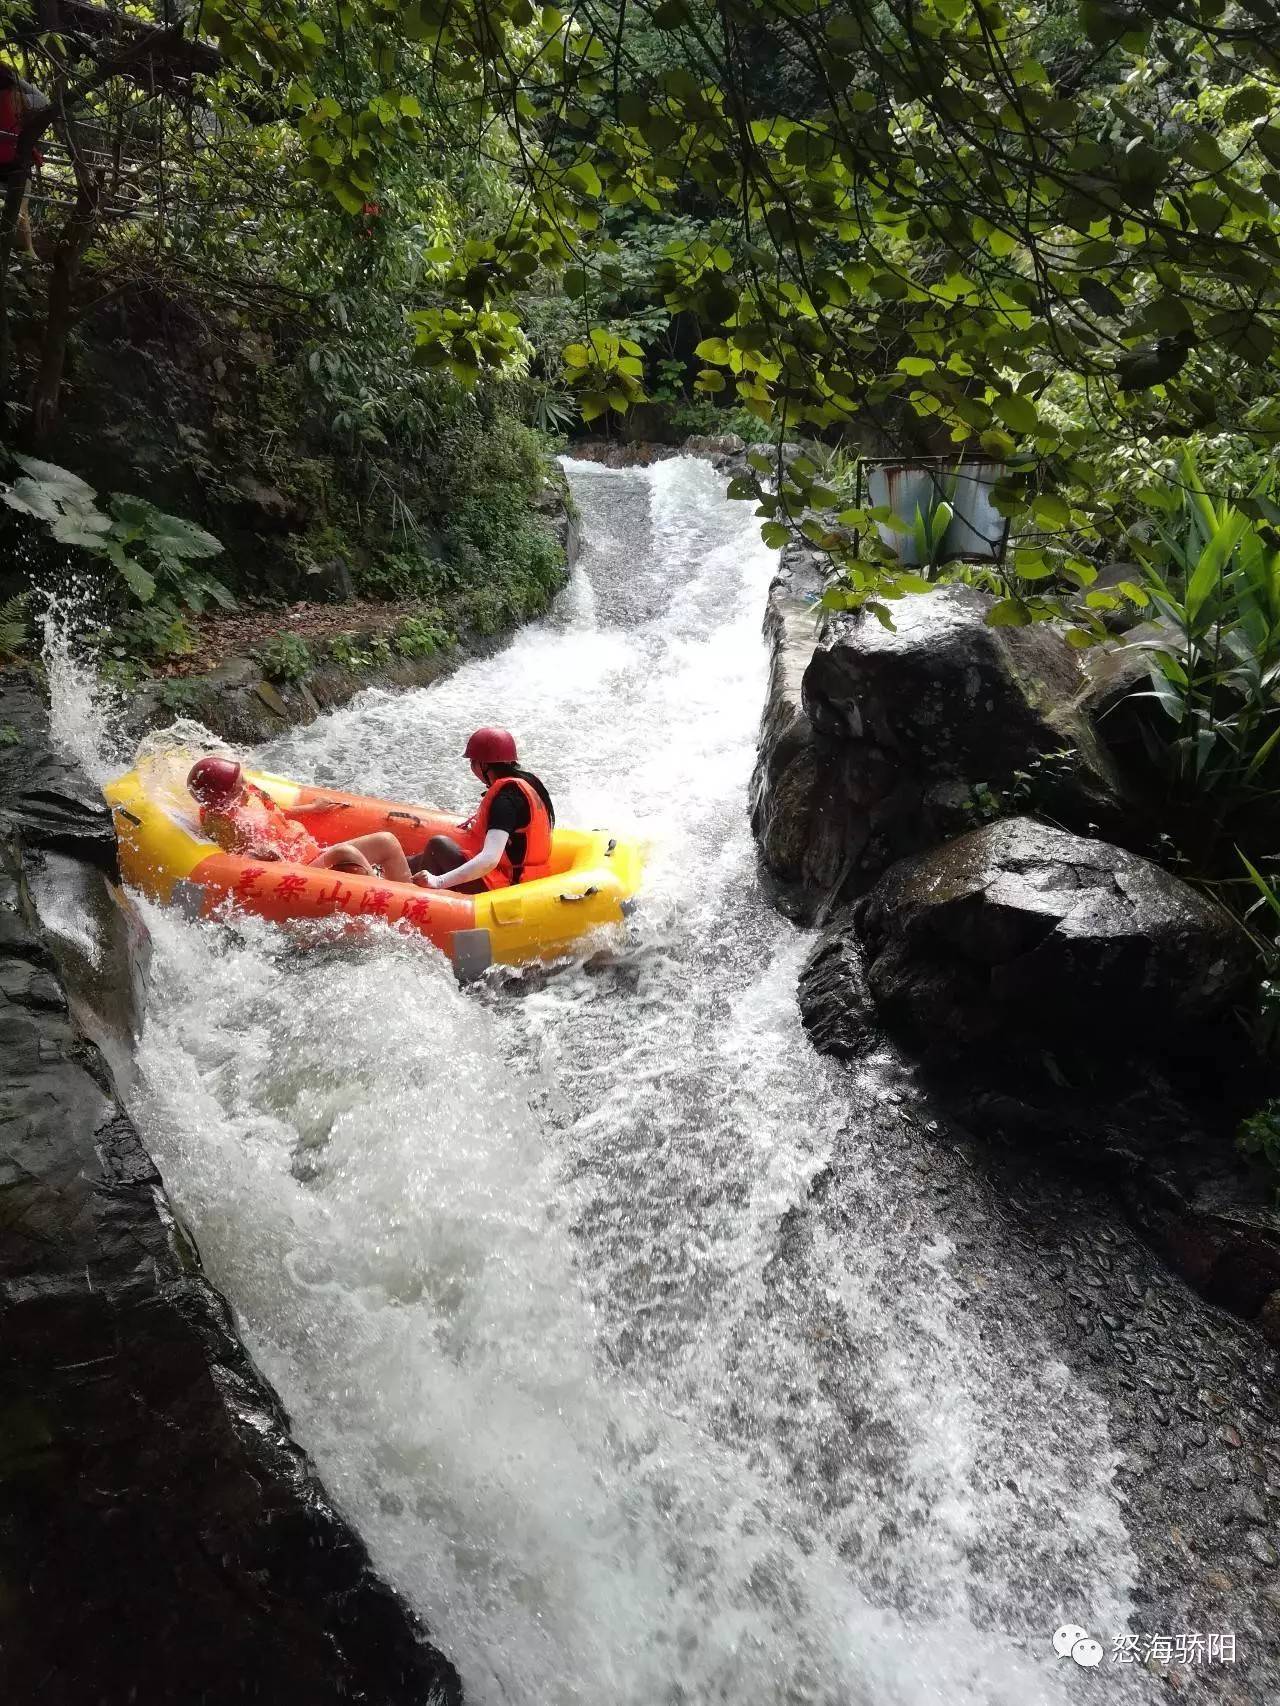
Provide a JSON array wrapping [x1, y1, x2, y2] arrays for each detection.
[[864, 458, 1007, 564]]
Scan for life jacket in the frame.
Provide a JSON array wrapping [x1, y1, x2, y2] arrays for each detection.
[[201, 782, 319, 864], [0, 86, 42, 169], [458, 771, 554, 889]]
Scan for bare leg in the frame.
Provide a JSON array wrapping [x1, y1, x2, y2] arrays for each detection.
[[348, 831, 413, 885], [409, 834, 489, 894], [311, 842, 376, 876]]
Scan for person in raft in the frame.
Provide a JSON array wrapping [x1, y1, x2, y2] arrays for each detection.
[[410, 727, 555, 892], [187, 757, 416, 883]]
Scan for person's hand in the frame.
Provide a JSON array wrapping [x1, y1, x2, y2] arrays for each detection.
[[257, 848, 283, 862], [413, 871, 439, 889]]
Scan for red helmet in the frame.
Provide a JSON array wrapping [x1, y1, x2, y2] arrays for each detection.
[[187, 756, 242, 805], [464, 727, 517, 767]]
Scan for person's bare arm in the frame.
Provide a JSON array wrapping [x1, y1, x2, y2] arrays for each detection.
[[287, 798, 351, 818], [418, 829, 508, 889]]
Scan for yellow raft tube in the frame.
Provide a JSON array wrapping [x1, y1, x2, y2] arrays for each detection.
[[104, 753, 645, 979]]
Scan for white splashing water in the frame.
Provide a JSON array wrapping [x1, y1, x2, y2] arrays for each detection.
[[66, 457, 1159, 1704], [42, 592, 123, 787]]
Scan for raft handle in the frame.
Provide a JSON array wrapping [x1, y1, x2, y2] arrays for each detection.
[[113, 807, 143, 828], [388, 810, 423, 825], [559, 887, 599, 904]]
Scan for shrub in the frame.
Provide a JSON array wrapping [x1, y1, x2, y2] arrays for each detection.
[[256, 632, 313, 682], [664, 398, 762, 441], [325, 632, 374, 669], [156, 678, 205, 714], [1124, 451, 1280, 852], [394, 616, 452, 658], [358, 550, 454, 602], [109, 607, 198, 665], [1238, 1100, 1280, 1178]]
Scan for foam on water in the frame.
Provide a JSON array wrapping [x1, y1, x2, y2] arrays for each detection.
[[68, 456, 1158, 1703]]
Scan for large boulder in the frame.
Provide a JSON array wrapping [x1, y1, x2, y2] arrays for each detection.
[[753, 585, 1131, 921], [800, 817, 1258, 1058]]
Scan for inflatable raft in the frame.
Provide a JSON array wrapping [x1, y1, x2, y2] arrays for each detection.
[[104, 755, 645, 978]]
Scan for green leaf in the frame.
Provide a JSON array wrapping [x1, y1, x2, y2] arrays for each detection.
[[50, 518, 112, 549], [1079, 277, 1125, 318], [117, 559, 157, 604], [1030, 494, 1071, 529], [12, 455, 95, 499], [2, 480, 64, 523], [565, 162, 602, 197], [1224, 85, 1270, 126], [995, 393, 1037, 434], [143, 513, 223, 560], [988, 597, 1033, 626], [1013, 549, 1054, 580]]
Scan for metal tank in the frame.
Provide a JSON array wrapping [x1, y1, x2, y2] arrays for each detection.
[[864, 457, 1008, 564]]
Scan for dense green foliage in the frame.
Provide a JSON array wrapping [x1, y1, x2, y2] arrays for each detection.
[[6, 0, 1280, 1137], [1127, 456, 1280, 845], [0, 0, 569, 662]]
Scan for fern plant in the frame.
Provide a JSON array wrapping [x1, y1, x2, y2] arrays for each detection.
[[0, 593, 30, 661]]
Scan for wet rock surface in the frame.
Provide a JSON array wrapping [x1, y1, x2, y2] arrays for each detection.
[[748, 565, 1280, 1666], [754, 582, 1134, 921], [799, 818, 1280, 1335], [750, 542, 827, 919], [851, 816, 1258, 1049], [0, 673, 116, 861], [0, 691, 460, 1705], [767, 1056, 1280, 1703]]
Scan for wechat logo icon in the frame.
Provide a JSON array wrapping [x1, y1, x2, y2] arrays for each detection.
[[1053, 1624, 1104, 1667]]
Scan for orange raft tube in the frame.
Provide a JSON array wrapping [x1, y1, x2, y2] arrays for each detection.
[[104, 756, 646, 980]]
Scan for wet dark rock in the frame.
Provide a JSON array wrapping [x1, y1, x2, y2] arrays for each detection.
[[754, 583, 1133, 922], [0, 673, 115, 862], [681, 431, 746, 470], [846, 817, 1258, 1052], [0, 711, 459, 1702], [797, 920, 875, 1060], [796, 816, 1280, 1335], [234, 472, 300, 530], [751, 543, 826, 919], [567, 438, 677, 468], [533, 466, 581, 566]]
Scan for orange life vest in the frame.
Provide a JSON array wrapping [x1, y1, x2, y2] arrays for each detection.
[[201, 782, 320, 864], [458, 774, 553, 889]]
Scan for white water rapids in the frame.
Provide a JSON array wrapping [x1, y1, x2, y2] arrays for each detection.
[[57, 456, 1161, 1704]]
